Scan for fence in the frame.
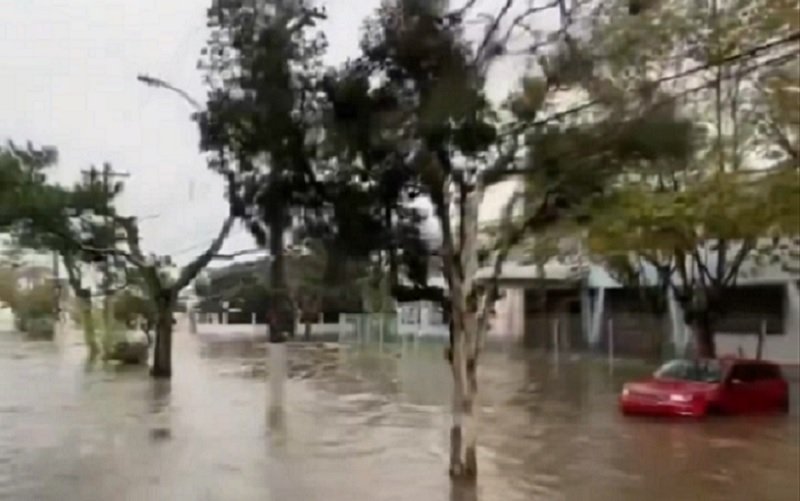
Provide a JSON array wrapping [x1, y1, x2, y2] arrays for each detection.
[[524, 308, 800, 366], [192, 305, 799, 366], [192, 308, 449, 343], [193, 311, 357, 340]]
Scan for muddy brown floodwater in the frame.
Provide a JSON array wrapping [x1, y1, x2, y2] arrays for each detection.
[[1, 329, 798, 501]]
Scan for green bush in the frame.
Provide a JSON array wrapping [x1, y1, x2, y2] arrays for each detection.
[[13, 282, 57, 339]]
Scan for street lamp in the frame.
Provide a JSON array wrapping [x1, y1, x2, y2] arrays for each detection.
[[136, 74, 203, 112]]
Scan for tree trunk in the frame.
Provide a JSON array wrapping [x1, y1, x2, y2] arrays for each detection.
[[76, 291, 99, 358], [693, 311, 716, 359], [449, 305, 479, 479], [268, 340, 288, 425], [434, 175, 483, 480], [151, 298, 174, 378], [269, 207, 294, 342]]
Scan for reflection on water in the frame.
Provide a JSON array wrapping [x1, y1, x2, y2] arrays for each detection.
[[0, 330, 798, 501]]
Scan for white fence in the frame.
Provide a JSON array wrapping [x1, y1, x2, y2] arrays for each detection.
[[395, 303, 449, 338], [193, 305, 449, 340], [194, 316, 356, 339]]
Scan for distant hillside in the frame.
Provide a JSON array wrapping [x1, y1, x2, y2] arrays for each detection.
[[195, 256, 365, 323]]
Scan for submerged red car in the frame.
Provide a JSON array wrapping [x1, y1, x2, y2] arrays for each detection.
[[620, 358, 790, 417]]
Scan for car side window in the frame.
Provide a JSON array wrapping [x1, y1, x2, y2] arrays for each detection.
[[754, 364, 781, 381], [729, 364, 757, 383]]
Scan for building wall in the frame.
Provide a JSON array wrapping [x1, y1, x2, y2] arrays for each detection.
[[715, 282, 800, 365], [488, 288, 525, 341], [597, 289, 668, 359]]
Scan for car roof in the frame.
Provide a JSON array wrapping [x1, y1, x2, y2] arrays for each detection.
[[669, 357, 779, 368], [717, 356, 780, 367]]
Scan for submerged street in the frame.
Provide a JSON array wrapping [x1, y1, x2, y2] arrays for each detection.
[[1, 328, 797, 501]]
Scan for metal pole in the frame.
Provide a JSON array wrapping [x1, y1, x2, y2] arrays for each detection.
[[83, 166, 129, 338]]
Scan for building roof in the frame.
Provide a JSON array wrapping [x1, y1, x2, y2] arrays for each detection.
[[474, 261, 588, 284]]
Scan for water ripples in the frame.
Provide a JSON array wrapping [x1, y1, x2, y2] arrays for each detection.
[[0, 332, 797, 501]]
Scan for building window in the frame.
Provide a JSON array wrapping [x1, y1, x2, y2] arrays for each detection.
[[715, 285, 785, 335]]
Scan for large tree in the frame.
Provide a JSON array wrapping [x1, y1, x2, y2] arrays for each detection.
[[586, 0, 800, 357], [1, 141, 236, 374], [110, 215, 234, 377], [0, 144, 124, 354], [198, 0, 329, 342], [320, 0, 683, 477]]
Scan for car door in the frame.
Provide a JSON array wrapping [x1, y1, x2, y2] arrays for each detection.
[[721, 363, 759, 414], [752, 363, 788, 412]]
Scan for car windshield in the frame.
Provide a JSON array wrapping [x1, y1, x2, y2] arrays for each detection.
[[654, 359, 722, 383]]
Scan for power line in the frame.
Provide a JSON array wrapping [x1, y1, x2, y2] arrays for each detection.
[[168, 224, 247, 257], [504, 30, 800, 136]]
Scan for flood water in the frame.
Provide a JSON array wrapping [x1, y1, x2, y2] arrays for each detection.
[[1, 328, 798, 501]]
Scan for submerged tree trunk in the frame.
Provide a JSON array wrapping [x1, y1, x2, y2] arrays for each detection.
[[269, 206, 294, 342], [442, 180, 483, 479], [151, 295, 175, 378], [77, 291, 99, 358], [268, 340, 288, 426], [449, 306, 479, 478], [693, 311, 716, 359]]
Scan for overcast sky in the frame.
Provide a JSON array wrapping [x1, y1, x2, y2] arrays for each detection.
[[1, 0, 553, 268]]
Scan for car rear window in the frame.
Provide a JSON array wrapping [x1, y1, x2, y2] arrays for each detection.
[[754, 363, 783, 380], [655, 359, 722, 383], [730, 363, 783, 382]]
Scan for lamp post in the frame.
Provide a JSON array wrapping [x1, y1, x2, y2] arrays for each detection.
[[136, 74, 203, 112]]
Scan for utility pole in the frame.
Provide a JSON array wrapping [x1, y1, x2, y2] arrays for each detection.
[[51, 250, 61, 330], [82, 165, 129, 335]]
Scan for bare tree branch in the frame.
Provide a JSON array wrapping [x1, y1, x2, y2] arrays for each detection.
[[445, 0, 481, 22], [174, 216, 236, 292], [213, 248, 268, 260], [497, 0, 560, 50], [61, 252, 85, 295], [474, 0, 515, 66], [113, 216, 148, 269], [723, 239, 755, 285], [756, 80, 800, 161]]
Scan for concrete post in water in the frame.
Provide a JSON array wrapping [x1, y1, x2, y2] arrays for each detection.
[[756, 318, 767, 360], [417, 304, 423, 340], [552, 317, 560, 364], [580, 285, 592, 347], [187, 300, 197, 335], [607, 318, 615, 370], [269, 342, 287, 411], [379, 312, 385, 351], [589, 288, 606, 349], [667, 287, 689, 356]]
